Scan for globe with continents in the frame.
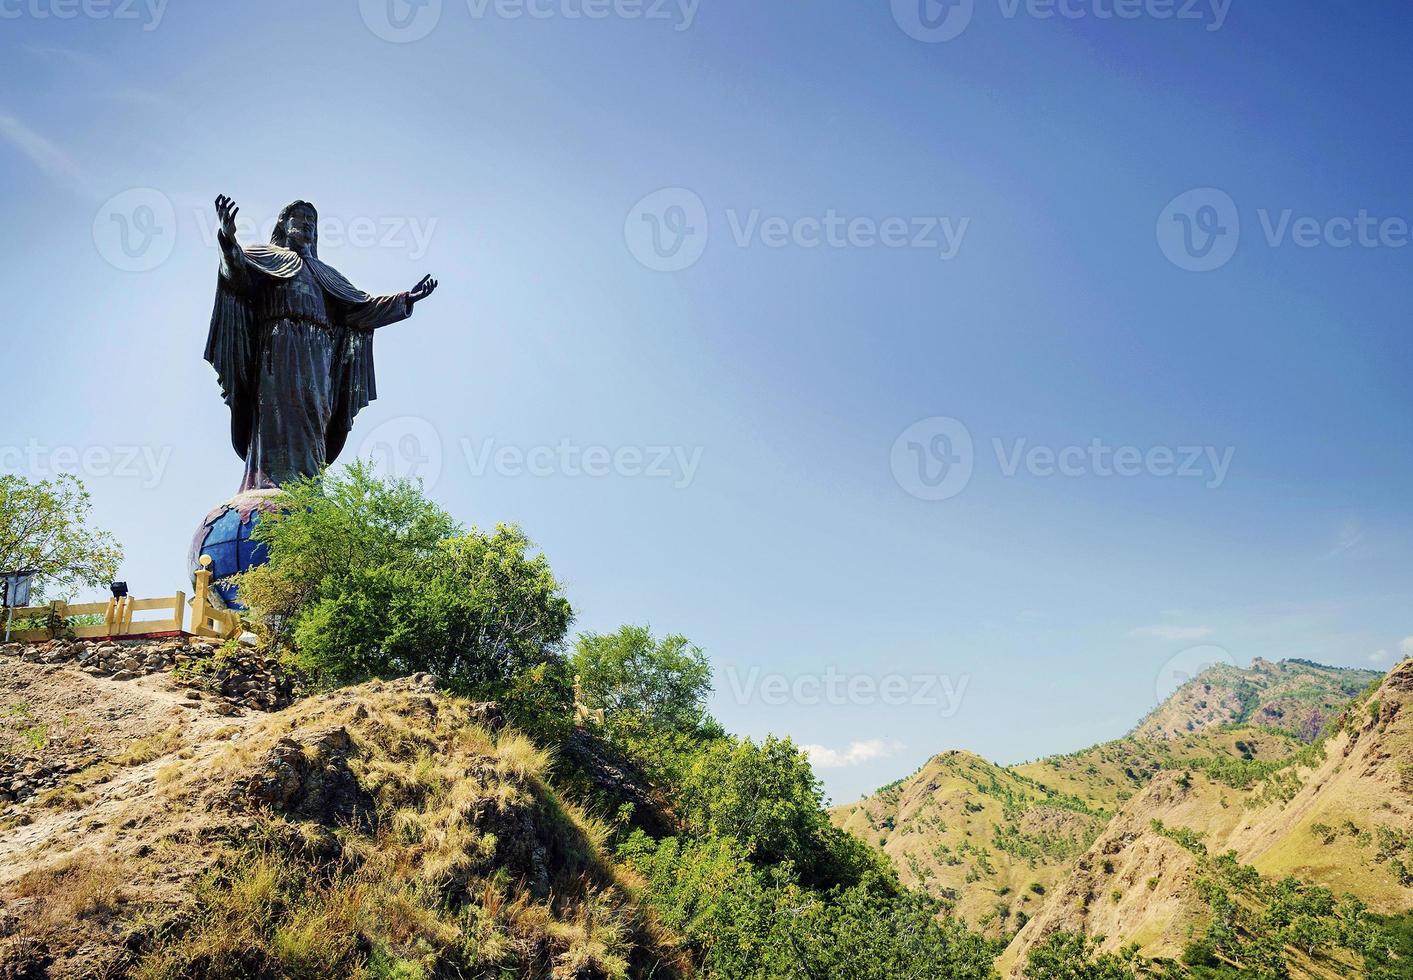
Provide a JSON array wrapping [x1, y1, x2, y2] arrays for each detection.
[[187, 489, 284, 609]]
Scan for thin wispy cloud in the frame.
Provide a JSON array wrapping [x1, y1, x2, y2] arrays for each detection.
[[0, 112, 89, 195], [24, 44, 172, 108], [803, 739, 903, 770], [1128, 624, 1214, 642], [1401, 637, 1413, 659], [1370, 649, 1389, 663], [1322, 518, 1368, 560]]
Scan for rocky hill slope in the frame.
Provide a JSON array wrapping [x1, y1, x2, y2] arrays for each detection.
[[831, 750, 1107, 933], [1131, 658, 1380, 742], [831, 726, 1307, 938], [833, 657, 1409, 975], [0, 639, 686, 978], [1001, 657, 1413, 977]]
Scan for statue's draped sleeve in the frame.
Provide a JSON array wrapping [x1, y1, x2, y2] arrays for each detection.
[[205, 235, 411, 466]]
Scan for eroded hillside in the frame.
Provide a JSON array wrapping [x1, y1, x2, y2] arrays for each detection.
[[1002, 658, 1413, 977], [831, 750, 1107, 934], [0, 640, 686, 978], [1131, 658, 1380, 742]]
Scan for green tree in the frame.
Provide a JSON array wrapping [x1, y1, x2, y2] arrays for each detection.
[[237, 462, 572, 697], [0, 473, 122, 602], [1023, 931, 1138, 980], [571, 625, 712, 732], [619, 832, 997, 980]]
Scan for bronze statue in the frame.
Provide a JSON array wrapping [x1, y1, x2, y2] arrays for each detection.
[[204, 195, 438, 490]]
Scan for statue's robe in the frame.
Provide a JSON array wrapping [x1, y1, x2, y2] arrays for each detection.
[[205, 235, 411, 490]]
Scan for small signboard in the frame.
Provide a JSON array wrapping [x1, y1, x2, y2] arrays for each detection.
[[1, 570, 36, 609]]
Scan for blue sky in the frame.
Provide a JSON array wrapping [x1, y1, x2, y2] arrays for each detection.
[[2, 0, 1410, 802]]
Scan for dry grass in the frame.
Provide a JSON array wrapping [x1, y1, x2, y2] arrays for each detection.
[[125, 681, 687, 979], [36, 784, 96, 811], [12, 853, 127, 922], [113, 727, 185, 767]]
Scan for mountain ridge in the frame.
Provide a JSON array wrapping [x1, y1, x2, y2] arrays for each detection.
[[832, 655, 1408, 975]]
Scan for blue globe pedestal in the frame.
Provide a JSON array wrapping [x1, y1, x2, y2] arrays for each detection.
[[188, 489, 284, 610]]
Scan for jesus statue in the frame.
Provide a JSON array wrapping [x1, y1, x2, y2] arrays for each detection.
[[204, 195, 439, 491]]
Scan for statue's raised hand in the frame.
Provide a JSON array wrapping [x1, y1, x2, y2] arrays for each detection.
[[409, 274, 438, 306], [215, 194, 240, 241]]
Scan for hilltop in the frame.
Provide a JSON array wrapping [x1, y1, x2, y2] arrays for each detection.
[[1131, 658, 1380, 742], [0, 639, 685, 977], [834, 657, 1413, 976], [831, 749, 1107, 933], [1002, 657, 1413, 977], [831, 725, 1308, 938]]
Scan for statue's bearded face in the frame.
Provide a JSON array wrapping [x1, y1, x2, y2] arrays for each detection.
[[282, 206, 318, 250]]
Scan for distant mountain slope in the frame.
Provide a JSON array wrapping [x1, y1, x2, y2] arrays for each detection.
[[1015, 727, 1305, 810], [833, 657, 1390, 962], [1001, 658, 1413, 978], [830, 726, 1305, 936], [1131, 658, 1380, 742], [831, 751, 1107, 935]]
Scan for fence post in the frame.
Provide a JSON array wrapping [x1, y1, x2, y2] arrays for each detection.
[[104, 596, 118, 637], [191, 556, 212, 637]]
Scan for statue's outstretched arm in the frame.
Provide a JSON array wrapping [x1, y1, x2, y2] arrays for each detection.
[[342, 275, 437, 330], [215, 194, 252, 291]]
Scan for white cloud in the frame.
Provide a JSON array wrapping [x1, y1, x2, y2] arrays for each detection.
[[1401, 637, 1413, 659], [803, 739, 903, 770], [1322, 519, 1367, 560], [1128, 625, 1214, 642], [0, 112, 88, 194], [1370, 650, 1389, 663]]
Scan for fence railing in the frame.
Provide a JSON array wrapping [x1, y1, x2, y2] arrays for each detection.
[[189, 555, 242, 640], [2, 555, 241, 643]]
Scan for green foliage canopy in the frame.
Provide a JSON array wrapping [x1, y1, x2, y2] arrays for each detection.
[[0, 473, 122, 603], [237, 462, 572, 699]]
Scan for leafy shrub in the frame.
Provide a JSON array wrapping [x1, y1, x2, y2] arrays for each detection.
[[237, 462, 572, 703]]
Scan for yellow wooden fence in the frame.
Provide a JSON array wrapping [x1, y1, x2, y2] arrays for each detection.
[[2, 555, 240, 643]]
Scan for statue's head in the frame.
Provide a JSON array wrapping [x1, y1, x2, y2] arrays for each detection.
[[271, 200, 318, 255]]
